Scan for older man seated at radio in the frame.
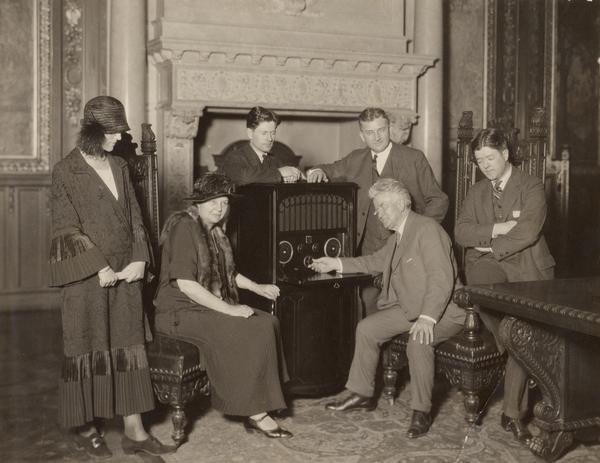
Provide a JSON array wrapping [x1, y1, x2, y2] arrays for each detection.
[[309, 178, 465, 438]]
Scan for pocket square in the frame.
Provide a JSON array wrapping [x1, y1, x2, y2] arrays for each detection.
[[406, 258, 414, 263], [512, 210, 521, 218]]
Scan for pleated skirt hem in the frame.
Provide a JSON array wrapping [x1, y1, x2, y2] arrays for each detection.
[[59, 368, 155, 429]]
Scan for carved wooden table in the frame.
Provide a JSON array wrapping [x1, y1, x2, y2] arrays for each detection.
[[456, 277, 600, 462]]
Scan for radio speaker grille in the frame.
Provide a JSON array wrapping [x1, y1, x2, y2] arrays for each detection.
[[279, 194, 348, 232]]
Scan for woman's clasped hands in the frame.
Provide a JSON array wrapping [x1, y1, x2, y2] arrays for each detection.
[[98, 261, 146, 287]]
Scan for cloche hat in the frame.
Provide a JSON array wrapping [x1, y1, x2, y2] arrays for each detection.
[[82, 96, 130, 134]]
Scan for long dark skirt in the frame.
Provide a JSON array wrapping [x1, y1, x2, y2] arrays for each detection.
[[155, 307, 288, 416], [59, 277, 154, 428]]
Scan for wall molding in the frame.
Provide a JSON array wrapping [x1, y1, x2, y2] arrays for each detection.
[[0, 0, 52, 174]]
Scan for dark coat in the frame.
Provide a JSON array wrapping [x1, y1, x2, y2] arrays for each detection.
[[314, 142, 449, 252], [218, 141, 283, 185], [455, 167, 555, 282], [49, 148, 151, 355]]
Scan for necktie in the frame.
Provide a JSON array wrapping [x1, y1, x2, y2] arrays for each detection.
[[385, 233, 401, 294], [372, 154, 379, 177], [492, 179, 503, 200]]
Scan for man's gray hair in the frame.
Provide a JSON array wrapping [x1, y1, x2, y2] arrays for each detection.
[[368, 178, 412, 207]]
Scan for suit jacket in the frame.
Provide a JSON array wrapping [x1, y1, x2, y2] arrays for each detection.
[[315, 142, 448, 251], [219, 141, 283, 185], [455, 167, 555, 282], [341, 211, 465, 324]]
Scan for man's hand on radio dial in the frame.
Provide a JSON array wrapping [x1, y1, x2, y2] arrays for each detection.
[[309, 257, 340, 273], [306, 168, 328, 183], [254, 284, 280, 301], [279, 166, 303, 183]]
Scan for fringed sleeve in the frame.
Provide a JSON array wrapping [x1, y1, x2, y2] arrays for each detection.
[[49, 168, 108, 287]]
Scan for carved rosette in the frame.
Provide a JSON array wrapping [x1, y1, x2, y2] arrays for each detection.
[[499, 317, 564, 423]]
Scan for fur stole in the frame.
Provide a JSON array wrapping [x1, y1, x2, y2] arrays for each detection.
[[162, 211, 239, 304]]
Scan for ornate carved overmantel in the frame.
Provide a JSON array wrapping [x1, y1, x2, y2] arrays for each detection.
[[148, 0, 437, 215]]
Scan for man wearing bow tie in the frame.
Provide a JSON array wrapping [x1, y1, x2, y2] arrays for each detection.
[[219, 106, 303, 185], [455, 128, 555, 446], [310, 178, 465, 438]]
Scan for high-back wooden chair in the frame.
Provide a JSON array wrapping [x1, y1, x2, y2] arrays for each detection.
[[118, 124, 210, 448], [381, 108, 548, 424]]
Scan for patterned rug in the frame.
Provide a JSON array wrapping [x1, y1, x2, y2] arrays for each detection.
[[1, 310, 599, 463], [151, 387, 599, 463]]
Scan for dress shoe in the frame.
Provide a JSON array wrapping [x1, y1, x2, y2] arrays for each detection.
[[501, 413, 532, 446], [244, 415, 293, 438], [325, 393, 376, 412], [121, 434, 176, 456], [406, 410, 432, 438], [71, 432, 112, 459]]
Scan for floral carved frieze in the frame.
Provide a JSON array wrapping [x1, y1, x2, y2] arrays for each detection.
[[174, 67, 417, 112]]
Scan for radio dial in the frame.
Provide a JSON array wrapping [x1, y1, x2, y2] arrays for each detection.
[[278, 241, 293, 264], [311, 242, 320, 253], [324, 237, 342, 257]]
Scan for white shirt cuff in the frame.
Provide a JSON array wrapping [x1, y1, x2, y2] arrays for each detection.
[[419, 315, 437, 324]]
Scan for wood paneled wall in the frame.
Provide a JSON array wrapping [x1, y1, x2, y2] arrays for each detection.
[[0, 0, 108, 311]]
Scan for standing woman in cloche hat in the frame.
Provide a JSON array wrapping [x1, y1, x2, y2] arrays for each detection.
[[49, 96, 173, 460]]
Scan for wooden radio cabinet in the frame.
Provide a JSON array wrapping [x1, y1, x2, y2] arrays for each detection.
[[230, 183, 370, 396]]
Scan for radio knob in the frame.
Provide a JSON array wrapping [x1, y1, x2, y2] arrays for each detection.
[[303, 255, 313, 268], [311, 242, 320, 253]]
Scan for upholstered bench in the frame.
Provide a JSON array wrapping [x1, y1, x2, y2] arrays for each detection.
[[146, 334, 210, 446]]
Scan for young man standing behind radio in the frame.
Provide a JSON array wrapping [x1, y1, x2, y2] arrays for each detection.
[[307, 107, 448, 316], [219, 106, 303, 185]]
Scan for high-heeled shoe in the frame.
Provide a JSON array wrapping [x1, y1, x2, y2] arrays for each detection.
[[244, 414, 293, 438]]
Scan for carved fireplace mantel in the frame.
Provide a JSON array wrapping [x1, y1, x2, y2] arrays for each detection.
[[147, 0, 437, 217]]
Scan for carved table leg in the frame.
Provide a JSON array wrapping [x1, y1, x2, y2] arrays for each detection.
[[530, 429, 574, 462], [499, 317, 573, 461], [171, 404, 187, 447]]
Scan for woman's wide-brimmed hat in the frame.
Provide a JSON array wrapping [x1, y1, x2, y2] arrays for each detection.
[[184, 172, 241, 203]]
